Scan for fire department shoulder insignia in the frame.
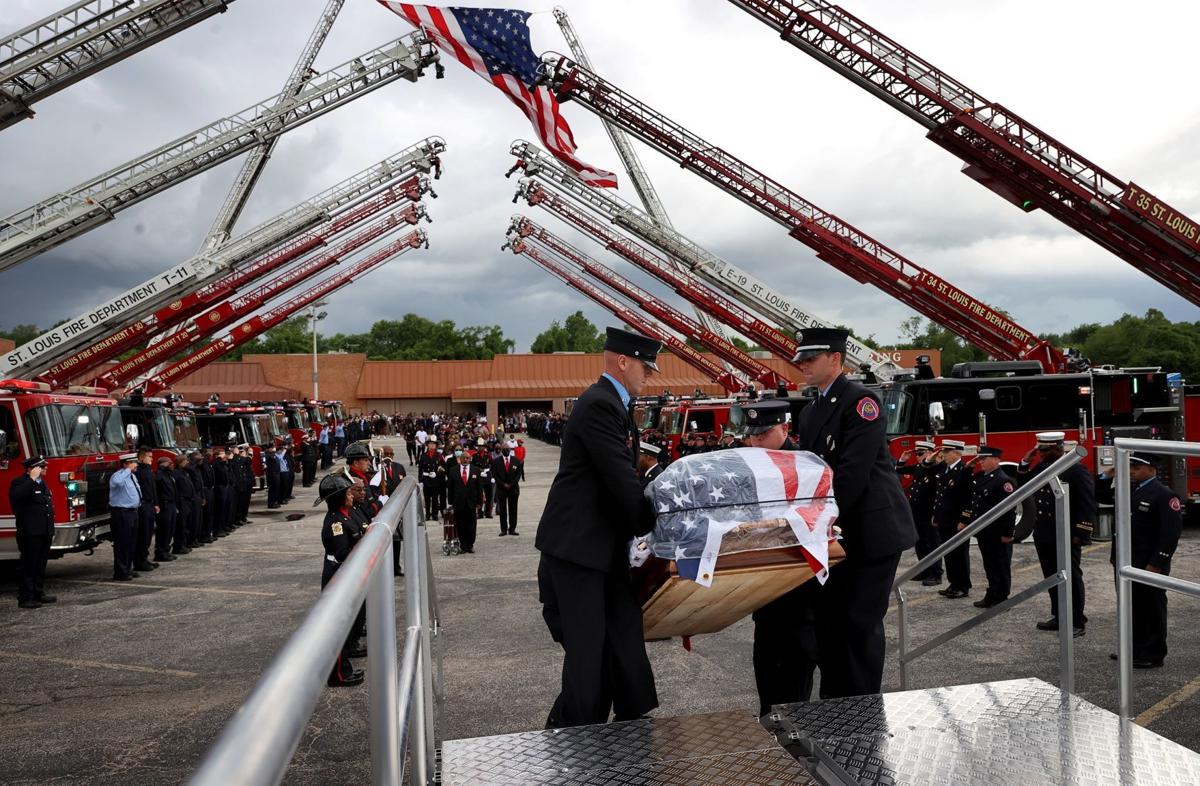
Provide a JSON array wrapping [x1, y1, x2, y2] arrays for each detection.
[[1169, 497, 1182, 513], [1003, 482, 1014, 493], [332, 523, 344, 536], [856, 397, 880, 422]]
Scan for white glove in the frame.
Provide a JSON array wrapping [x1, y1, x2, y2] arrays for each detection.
[[628, 538, 651, 568], [377, 494, 389, 506]]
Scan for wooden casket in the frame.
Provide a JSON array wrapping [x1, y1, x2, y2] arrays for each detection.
[[635, 535, 844, 641]]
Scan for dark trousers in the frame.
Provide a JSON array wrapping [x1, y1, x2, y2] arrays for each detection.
[[320, 443, 333, 469], [497, 490, 519, 533], [911, 509, 941, 579], [538, 553, 658, 728], [939, 520, 971, 590], [110, 508, 138, 579], [200, 489, 214, 538], [422, 482, 439, 519], [455, 507, 478, 552], [154, 504, 176, 559], [282, 470, 295, 500], [816, 551, 902, 699], [1131, 581, 1169, 663], [266, 474, 280, 507], [977, 533, 1012, 601], [752, 581, 819, 715], [1035, 540, 1086, 628], [302, 459, 317, 487], [16, 534, 51, 603], [238, 488, 251, 522], [213, 488, 230, 532], [174, 500, 192, 550], [321, 560, 366, 684], [136, 504, 155, 564], [186, 498, 201, 544], [335, 436, 346, 457], [482, 481, 494, 517], [405, 443, 416, 464]]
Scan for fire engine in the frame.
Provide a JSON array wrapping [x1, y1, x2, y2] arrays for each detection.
[[118, 393, 202, 464], [0, 379, 126, 561], [192, 403, 272, 489]]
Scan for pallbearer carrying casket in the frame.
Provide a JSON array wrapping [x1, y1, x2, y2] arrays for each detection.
[[536, 327, 660, 728]]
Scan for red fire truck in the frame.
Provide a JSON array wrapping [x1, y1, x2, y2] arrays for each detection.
[[193, 404, 271, 489], [118, 394, 202, 464], [0, 379, 126, 561]]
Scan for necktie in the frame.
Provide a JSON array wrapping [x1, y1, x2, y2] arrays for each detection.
[[461, 468, 468, 485], [505, 458, 510, 471]]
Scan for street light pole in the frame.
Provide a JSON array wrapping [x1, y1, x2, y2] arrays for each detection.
[[310, 303, 327, 400]]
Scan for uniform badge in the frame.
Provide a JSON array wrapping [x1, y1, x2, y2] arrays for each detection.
[[856, 397, 880, 422], [1169, 497, 1182, 512], [1003, 482, 1014, 493], [332, 523, 344, 536]]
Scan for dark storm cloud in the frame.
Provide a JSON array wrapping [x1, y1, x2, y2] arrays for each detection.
[[0, 0, 1196, 355]]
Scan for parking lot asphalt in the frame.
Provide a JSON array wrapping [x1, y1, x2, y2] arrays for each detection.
[[1, 435, 1197, 784]]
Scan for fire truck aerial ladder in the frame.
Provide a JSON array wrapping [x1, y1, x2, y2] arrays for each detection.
[[143, 230, 428, 395], [36, 177, 431, 389], [725, 0, 1200, 306], [551, 8, 737, 361], [538, 56, 1066, 373], [199, 0, 344, 252], [97, 203, 429, 389], [508, 142, 898, 378], [502, 234, 745, 394], [0, 30, 439, 271], [0, 0, 236, 131], [512, 216, 795, 392], [0, 138, 445, 379]]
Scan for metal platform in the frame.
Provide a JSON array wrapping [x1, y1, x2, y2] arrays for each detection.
[[439, 679, 1200, 785], [768, 678, 1200, 785]]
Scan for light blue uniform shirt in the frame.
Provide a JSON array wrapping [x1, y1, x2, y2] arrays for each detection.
[[109, 467, 142, 509], [275, 452, 289, 472], [602, 372, 631, 409]]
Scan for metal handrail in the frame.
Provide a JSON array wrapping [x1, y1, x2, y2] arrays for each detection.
[[894, 446, 1086, 690], [1114, 437, 1200, 720], [188, 475, 439, 786]]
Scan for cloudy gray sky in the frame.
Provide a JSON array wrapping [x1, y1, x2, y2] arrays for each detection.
[[1, 0, 1197, 355]]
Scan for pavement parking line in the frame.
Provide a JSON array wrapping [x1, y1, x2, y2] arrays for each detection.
[[214, 548, 312, 556], [0, 650, 198, 678], [59, 579, 277, 597], [1136, 675, 1200, 727]]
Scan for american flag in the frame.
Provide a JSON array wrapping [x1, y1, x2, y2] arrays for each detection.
[[378, 3, 617, 187], [646, 448, 838, 587]]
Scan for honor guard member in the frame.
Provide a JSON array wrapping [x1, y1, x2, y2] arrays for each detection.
[[418, 436, 443, 520], [792, 327, 916, 699], [896, 440, 942, 586], [537, 327, 660, 728], [265, 444, 282, 509], [317, 472, 367, 687], [153, 456, 178, 563], [473, 438, 494, 519], [493, 440, 523, 535], [967, 446, 1016, 608], [932, 440, 973, 599], [731, 397, 820, 714], [9, 456, 56, 608], [109, 453, 143, 581], [1098, 452, 1182, 667], [1019, 431, 1094, 637], [134, 448, 159, 572]]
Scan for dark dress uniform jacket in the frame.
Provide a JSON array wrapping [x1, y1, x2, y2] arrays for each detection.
[[1098, 476, 1182, 572], [967, 468, 1016, 537], [932, 460, 973, 528], [796, 375, 915, 558], [1020, 460, 1095, 544], [536, 376, 653, 572], [10, 475, 55, 536]]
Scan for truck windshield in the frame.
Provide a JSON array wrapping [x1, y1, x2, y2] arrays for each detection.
[[24, 403, 124, 456], [242, 417, 264, 445], [269, 412, 287, 437], [169, 411, 201, 449], [881, 389, 912, 436]]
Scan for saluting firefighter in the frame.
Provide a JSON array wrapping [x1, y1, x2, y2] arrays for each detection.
[[896, 440, 942, 586], [318, 472, 367, 687], [9, 455, 57, 609], [1018, 431, 1094, 638], [536, 327, 660, 728], [380, 446, 407, 577], [731, 398, 821, 715], [932, 440, 973, 599], [792, 328, 916, 699], [108, 453, 143, 581], [966, 446, 1016, 608], [1098, 451, 1182, 668]]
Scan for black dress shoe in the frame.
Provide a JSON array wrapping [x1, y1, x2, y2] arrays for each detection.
[[498, 531, 507, 537], [1073, 627, 1086, 639], [174, 547, 192, 555], [1036, 617, 1059, 631], [973, 598, 995, 609], [943, 588, 969, 599], [37, 594, 57, 603], [18, 599, 42, 609], [937, 586, 955, 596], [922, 576, 943, 587], [113, 575, 133, 582], [509, 531, 519, 536], [1133, 659, 1163, 669], [328, 669, 366, 688], [135, 561, 157, 572]]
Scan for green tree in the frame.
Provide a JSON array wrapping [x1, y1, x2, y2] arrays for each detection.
[[225, 315, 315, 359], [0, 324, 43, 346], [893, 316, 989, 368], [1079, 309, 1200, 379], [531, 311, 604, 353]]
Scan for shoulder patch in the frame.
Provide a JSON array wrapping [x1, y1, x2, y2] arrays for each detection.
[[856, 397, 880, 422], [1169, 497, 1182, 513], [1003, 482, 1014, 493], [331, 522, 344, 536]]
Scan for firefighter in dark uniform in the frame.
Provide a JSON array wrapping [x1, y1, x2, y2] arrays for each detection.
[[418, 436, 443, 520], [9, 455, 56, 608], [237, 444, 254, 524], [195, 450, 215, 543], [281, 437, 296, 501], [318, 472, 367, 687], [792, 327, 916, 699], [265, 444, 282, 508], [730, 398, 821, 715], [134, 448, 159, 572], [636, 441, 663, 485], [381, 446, 407, 577], [1018, 431, 1094, 637], [537, 327, 660, 728], [176, 453, 199, 549], [932, 439, 973, 599], [211, 446, 232, 537], [153, 456, 178, 563], [896, 440, 942, 586], [301, 430, 319, 487], [1098, 451, 1182, 667], [966, 446, 1016, 608]]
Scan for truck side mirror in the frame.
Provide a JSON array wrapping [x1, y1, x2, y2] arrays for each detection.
[[0, 429, 9, 466], [928, 402, 946, 433], [125, 423, 140, 445]]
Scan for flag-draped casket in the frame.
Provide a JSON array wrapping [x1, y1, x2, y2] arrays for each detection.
[[635, 448, 842, 640]]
